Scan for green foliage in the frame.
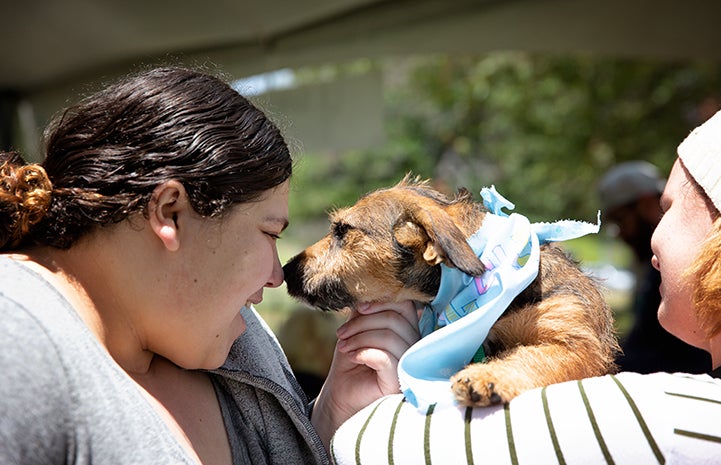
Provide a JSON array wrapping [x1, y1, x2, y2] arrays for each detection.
[[290, 53, 721, 223]]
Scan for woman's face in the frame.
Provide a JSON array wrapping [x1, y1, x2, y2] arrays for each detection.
[[651, 160, 715, 350], [155, 180, 289, 369]]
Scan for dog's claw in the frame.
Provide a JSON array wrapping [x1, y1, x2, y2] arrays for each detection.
[[468, 386, 481, 403], [484, 383, 502, 404], [451, 370, 514, 407]]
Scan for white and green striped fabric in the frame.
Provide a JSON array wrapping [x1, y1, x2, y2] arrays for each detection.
[[331, 372, 721, 464]]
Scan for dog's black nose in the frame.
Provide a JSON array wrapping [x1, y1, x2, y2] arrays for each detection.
[[282, 253, 356, 312], [282, 254, 305, 297]]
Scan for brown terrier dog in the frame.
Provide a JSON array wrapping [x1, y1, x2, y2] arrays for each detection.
[[283, 176, 620, 407]]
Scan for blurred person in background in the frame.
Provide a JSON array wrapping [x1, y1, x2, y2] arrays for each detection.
[[598, 160, 710, 373]]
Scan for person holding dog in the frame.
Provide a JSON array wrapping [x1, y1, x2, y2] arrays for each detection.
[[0, 67, 419, 464], [598, 161, 710, 373], [331, 112, 721, 464]]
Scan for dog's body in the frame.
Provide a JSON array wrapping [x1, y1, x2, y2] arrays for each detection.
[[283, 176, 620, 406]]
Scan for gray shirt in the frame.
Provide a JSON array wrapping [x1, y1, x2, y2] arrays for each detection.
[[0, 257, 328, 464]]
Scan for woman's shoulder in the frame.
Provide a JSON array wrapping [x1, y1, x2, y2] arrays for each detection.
[[0, 255, 113, 411], [0, 257, 79, 463], [0, 256, 87, 347], [0, 256, 199, 464], [332, 372, 721, 465]]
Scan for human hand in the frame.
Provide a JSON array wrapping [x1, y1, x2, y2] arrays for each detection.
[[310, 300, 419, 450]]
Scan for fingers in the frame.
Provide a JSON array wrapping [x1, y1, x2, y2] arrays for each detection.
[[356, 300, 419, 329], [335, 300, 420, 374], [348, 349, 402, 393], [337, 326, 411, 361], [331, 342, 403, 397], [337, 305, 419, 349]]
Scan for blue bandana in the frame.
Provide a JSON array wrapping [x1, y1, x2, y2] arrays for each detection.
[[399, 186, 600, 410]]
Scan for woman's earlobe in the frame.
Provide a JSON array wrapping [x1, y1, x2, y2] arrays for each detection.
[[157, 223, 180, 252], [149, 181, 186, 252]]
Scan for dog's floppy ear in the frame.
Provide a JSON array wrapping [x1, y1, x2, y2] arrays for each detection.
[[394, 204, 485, 276], [394, 220, 434, 259]]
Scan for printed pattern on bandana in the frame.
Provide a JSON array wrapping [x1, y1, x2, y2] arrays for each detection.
[[436, 216, 533, 329]]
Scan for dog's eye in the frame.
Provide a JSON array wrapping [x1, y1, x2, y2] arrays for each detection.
[[332, 222, 351, 241]]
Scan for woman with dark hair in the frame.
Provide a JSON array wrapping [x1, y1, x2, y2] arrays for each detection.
[[0, 67, 419, 464]]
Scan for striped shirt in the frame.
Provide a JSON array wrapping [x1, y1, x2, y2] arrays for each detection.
[[330, 372, 721, 464]]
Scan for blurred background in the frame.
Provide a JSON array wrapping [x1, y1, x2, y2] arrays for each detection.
[[3, 0, 721, 393]]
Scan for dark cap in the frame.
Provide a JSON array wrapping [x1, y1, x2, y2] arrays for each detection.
[[598, 161, 666, 212]]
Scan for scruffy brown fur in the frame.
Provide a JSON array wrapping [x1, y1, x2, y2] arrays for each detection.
[[283, 175, 620, 406]]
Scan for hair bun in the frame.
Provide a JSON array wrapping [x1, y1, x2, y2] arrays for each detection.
[[0, 155, 53, 248]]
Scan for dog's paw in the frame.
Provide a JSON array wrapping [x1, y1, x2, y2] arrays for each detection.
[[450, 364, 518, 407]]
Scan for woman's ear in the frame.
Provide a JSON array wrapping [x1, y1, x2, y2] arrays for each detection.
[[148, 180, 188, 252]]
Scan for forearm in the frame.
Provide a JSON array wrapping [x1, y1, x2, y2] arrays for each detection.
[[310, 389, 345, 452], [331, 372, 712, 465]]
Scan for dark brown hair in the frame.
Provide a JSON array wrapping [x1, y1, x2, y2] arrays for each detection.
[[0, 67, 292, 249]]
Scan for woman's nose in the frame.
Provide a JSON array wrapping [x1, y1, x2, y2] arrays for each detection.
[[267, 255, 284, 288]]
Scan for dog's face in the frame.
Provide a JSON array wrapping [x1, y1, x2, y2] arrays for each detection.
[[283, 177, 487, 311]]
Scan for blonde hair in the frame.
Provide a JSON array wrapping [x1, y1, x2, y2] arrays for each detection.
[[686, 217, 721, 338]]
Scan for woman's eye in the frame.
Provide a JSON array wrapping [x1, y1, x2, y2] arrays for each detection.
[[265, 232, 282, 240]]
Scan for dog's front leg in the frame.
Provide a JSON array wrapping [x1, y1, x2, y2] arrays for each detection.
[[449, 296, 615, 407], [450, 343, 591, 406]]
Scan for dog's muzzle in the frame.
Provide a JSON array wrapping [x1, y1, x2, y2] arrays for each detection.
[[283, 253, 356, 311]]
